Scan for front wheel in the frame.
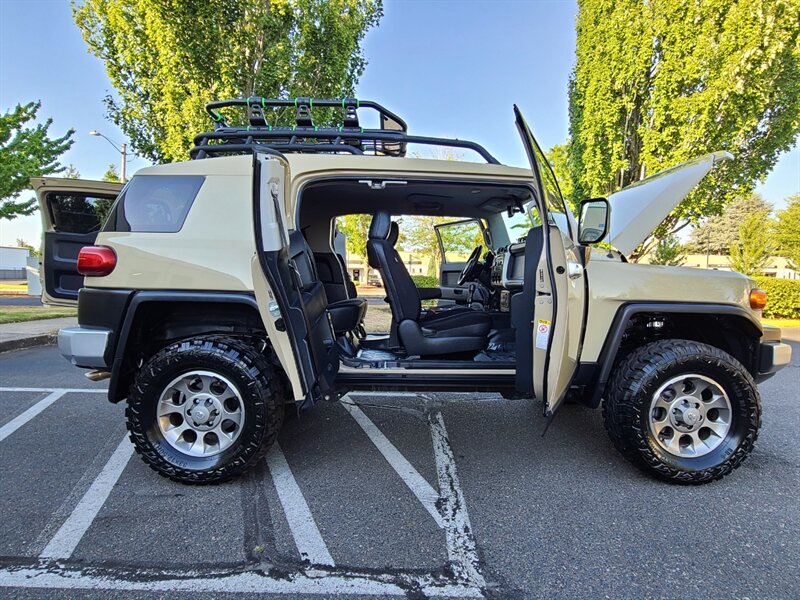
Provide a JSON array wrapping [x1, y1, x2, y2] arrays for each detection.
[[126, 336, 284, 484], [603, 340, 761, 484]]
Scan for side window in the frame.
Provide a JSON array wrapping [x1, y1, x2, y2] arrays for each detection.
[[436, 219, 485, 263], [47, 193, 117, 234], [106, 175, 204, 233]]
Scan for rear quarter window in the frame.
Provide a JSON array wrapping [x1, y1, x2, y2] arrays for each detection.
[[105, 175, 204, 233], [47, 192, 117, 234]]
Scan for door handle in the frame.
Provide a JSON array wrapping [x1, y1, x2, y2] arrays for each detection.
[[567, 261, 583, 279]]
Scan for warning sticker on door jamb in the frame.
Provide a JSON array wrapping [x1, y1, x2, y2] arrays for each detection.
[[535, 319, 551, 350]]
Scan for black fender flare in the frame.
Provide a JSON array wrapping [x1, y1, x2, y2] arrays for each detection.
[[107, 291, 265, 403], [587, 302, 762, 408]]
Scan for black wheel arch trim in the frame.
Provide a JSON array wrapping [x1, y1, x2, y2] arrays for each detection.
[[587, 302, 762, 409], [107, 290, 271, 403]]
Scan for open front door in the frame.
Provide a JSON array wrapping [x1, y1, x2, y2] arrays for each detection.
[[514, 106, 586, 417], [252, 152, 339, 407], [32, 177, 124, 306], [434, 218, 487, 305]]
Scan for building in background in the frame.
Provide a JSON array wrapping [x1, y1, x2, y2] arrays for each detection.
[[680, 254, 799, 279], [0, 246, 29, 280], [346, 251, 431, 286]]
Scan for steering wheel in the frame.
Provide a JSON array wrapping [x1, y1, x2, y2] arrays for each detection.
[[457, 245, 483, 286]]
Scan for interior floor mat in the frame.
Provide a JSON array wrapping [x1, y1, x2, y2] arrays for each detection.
[[474, 348, 517, 362], [357, 348, 405, 362]]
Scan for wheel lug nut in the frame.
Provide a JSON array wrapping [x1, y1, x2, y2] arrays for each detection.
[[194, 398, 199, 404], [205, 399, 212, 406]]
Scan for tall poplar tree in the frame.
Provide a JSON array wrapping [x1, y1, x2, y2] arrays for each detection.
[[568, 0, 800, 259]]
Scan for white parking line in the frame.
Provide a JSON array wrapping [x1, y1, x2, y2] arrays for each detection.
[[0, 390, 67, 442], [430, 412, 485, 588], [39, 434, 133, 560], [341, 399, 444, 527], [0, 563, 483, 597], [266, 442, 335, 566]]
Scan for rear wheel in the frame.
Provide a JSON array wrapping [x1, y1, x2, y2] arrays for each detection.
[[603, 339, 760, 484], [126, 336, 284, 484]]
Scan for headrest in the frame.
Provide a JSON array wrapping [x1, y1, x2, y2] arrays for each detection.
[[387, 221, 399, 247], [368, 211, 392, 240]]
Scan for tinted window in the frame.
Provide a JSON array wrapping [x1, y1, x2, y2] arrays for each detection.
[[47, 193, 117, 234], [106, 175, 204, 233]]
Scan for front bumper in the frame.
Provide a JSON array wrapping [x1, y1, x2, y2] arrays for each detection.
[[757, 340, 792, 378], [58, 327, 111, 369]]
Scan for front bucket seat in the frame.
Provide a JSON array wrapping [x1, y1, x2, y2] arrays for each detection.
[[366, 211, 491, 356]]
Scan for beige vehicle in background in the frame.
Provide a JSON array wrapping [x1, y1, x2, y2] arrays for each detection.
[[35, 98, 791, 486]]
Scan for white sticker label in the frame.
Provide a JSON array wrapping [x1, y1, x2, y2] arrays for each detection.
[[535, 319, 551, 350]]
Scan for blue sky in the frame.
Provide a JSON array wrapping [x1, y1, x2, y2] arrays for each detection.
[[1, 0, 798, 246]]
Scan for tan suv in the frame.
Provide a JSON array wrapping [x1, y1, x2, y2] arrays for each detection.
[[35, 98, 791, 485]]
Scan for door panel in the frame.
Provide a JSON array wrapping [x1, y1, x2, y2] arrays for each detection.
[[32, 178, 124, 306], [252, 153, 339, 406], [513, 106, 586, 416]]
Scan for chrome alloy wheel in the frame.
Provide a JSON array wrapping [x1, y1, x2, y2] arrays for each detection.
[[648, 373, 732, 458], [157, 371, 245, 457]]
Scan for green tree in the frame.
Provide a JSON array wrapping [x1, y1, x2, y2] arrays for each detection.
[[729, 212, 776, 276], [102, 163, 121, 183], [648, 235, 685, 266], [16, 238, 39, 257], [688, 194, 773, 254], [0, 101, 74, 220], [568, 0, 800, 259], [336, 214, 372, 260], [774, 194, 800, 270], [63, 164, 81, 179], [73, 0, 383, 163], [402, 216, 484, 275], [545, 143, 574, 212]]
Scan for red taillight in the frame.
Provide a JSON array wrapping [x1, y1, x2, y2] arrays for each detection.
[[77, 246, 117, 277]]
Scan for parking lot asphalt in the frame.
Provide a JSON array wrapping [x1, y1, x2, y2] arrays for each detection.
[[0, 342, 798, 599]]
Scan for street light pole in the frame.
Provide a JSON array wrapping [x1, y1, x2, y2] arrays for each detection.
[[89, 130, 128, 182]]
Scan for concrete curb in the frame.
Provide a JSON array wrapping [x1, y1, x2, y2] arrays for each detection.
[[780, 327, 800, 342], [0, 333, 57, 354]]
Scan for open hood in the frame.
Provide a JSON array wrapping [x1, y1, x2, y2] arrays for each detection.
[[606, 151, 733, 256]]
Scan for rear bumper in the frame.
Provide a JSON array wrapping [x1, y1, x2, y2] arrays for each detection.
[[58, 326, 111, 368]]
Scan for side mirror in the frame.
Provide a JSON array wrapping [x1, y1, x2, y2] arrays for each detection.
[[578, 198, 610, 245]]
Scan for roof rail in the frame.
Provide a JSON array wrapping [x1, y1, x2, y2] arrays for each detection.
[[189, 97, 500, 164]]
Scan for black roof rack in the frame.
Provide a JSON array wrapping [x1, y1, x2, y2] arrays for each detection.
[[189, 97, 500, 164]]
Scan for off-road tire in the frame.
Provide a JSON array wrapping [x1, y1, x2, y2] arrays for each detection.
[[126, 336, 284, 484], [603, 339, 760, 485]]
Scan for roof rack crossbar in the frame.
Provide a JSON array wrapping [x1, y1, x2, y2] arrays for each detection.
[[189, 143, 363, 160], [192, 129, 499, 164]]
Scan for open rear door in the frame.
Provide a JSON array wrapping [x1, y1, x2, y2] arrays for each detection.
[[252, 152, 339, 407], [514, 106, 586, 417], [32, 177, 124, 306]]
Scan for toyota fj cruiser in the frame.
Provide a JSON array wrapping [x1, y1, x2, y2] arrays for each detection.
[[35, 98, 791, 485]]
